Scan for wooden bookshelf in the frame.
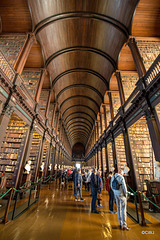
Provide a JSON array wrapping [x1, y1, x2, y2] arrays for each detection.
[[128, 116, 154, 191], [0, 35, 26, 66], [107, 142, 114, 172], [112, 92, 121, 117], [42, 140, 50, 177], [121, 72, 139, 101], [0, 113, 29, 188], [115, 133, 127, 171], [155, 103, 160, 124], [39, 90, 49, 115], [137, 39, 160, 71], [21, 70, 41, 99], [28, 132, 42, 182]]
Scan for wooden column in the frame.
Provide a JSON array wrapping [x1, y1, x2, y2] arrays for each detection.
[[115, 71, 125, 105], [34, 69, 47, 103], [144, 108, 160, 163], [94, 151, 96, 168], [108, 92, 114, 120], [127, 37, 146, 78], [55, 111, 61, 134], [121, 122, 138, 191], [51, 102, 58, 128], [17, 123, 35, 188], [108, 93, 117, 171], [44, 142, 52, 177], [58, 120, 63, 140], [100, 146, 104, 177], [104, 142, 109, 173], [35, 134, 45, 181], [111, 137, 117, 172], [45, 89, 52, 118], [57, 148, 60, 168], [94, 127, 97, 144], [96, 149, 99, 170], [14, 33, 37, 74], [99, 113, 103, 135], [0, 104, 14, 149], [51, 145, 56, 175], [96, 120, 100, 139], [102, 104, 107, 129]]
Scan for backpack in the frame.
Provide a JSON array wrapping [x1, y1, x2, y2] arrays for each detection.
[[105, 177, 111, 192], [112, 175, 121, 190]]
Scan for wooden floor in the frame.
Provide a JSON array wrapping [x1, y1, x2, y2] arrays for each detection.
[[0, 183, 159, 240]]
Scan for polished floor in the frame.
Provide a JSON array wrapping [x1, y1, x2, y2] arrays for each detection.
[[0, 182, 159, 240]]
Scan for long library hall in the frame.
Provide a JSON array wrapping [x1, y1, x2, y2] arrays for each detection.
[[0, 0, 160, 240]]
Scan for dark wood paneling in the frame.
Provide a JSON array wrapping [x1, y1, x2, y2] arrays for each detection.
[[0, 0, 32, 33]]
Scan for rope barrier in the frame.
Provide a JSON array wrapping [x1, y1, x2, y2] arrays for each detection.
[[127, 184, 137, 195], [126, 185, 160, 209], [140, 192, 160, 210], [0, 173, 58, 198], [0, 188, 12, 199], [147, 193, 160, 199]]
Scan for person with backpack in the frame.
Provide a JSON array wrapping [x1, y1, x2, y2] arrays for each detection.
[[105, 171, 116, 213], [110, 169, 130, 231], [72, 167, 78, 196], [97, 170, 103, 208]]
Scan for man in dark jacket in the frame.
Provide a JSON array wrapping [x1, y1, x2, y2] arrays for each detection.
[[75, 168, 85, 201], [90, 169, 100, 213], [73, 167, 77, 196]]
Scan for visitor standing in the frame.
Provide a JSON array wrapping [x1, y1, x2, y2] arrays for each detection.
[[105, 171, 116, 213], [90, 169, 100, 213], [110, 169, 130, 230], [97, 170, 103, 208], [75, 168, 85, 201]]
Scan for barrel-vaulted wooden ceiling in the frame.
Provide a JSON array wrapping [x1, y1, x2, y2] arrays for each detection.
[[0, 0, 160, 149]]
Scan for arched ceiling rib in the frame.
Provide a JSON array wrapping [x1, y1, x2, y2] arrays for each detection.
[[66, 118, 93, 129], [64, 112, 94, 125], [28, 0, 139, 147]]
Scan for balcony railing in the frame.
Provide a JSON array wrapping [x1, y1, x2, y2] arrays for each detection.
[[0, 50, 16, 82], [144, 54, 160, 86]]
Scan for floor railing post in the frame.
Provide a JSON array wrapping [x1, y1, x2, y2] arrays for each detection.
[[2, 188, 14, 224], [138, 191, 146, 226]]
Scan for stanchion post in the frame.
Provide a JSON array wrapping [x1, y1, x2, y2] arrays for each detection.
[[138, 191, 146, 226], [28, 186, 32, 207], [49, 176, 51, 189], [2, 188, 14, 224], [36, 183, 41, 199]]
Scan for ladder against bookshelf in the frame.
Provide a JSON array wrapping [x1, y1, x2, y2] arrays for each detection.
[[115, 133, 127, 172], [128, 116, 155, 192], [0, 112, 29, 189], [107, 142, 114, 172], [28, 131, 42, 182]]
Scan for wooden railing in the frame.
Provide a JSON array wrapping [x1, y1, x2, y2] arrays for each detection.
[[144, 54, 160, 86], [0, 50, 16, 82], [16, 74, 36, 109]]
